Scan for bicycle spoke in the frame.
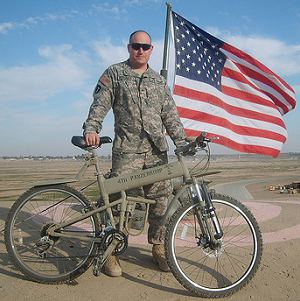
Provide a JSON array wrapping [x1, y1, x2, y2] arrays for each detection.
[[5, 185, 98, 282], [166, 194, 262, 297]]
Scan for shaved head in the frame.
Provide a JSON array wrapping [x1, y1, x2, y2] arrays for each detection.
[[129, 30, 152, 44]]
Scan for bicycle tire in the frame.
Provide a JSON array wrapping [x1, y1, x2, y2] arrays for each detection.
[[5, 184, 99, 284], [165, 191, 263, 298]]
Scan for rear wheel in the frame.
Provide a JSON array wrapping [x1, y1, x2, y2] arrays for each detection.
[[165, 192, 262, 298], [5, 184, 99, 284]]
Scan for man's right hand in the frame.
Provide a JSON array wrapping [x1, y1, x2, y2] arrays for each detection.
[[84, 132, 101, 147]]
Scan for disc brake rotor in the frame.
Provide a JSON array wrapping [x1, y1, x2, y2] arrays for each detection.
[[202, 239, 224, 258]]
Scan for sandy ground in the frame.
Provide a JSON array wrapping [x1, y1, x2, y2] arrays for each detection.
[[0, 158, 300, 301]]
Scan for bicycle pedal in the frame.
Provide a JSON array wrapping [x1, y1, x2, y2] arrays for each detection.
[[93, 267, 101, 277], [92, 257, 103, 277]]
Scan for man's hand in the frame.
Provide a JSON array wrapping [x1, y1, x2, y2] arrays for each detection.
[[84, 132, 101, 147]]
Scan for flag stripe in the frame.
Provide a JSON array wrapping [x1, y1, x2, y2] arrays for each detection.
[[183, 127, 281, 157], [221, 47, 296, 109], [223, 61, 292, 113], [177, 106, 286, 142], [221, 72, 283, 111], [180, 117, 284, 149], [233, 61, 295, 111], [223, 58, 294, 102], [179, 117, 284, 149], [221, 86, 279, 113], [174, 86, 286, 131], [174, 76, 286, 128], [222, 43, 296, 95], [222, 66, 288, 114]]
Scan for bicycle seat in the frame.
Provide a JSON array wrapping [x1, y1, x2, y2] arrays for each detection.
[[71, 136, 112, 149]]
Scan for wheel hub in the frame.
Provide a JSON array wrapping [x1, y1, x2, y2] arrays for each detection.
[[202, 239, 224, 258]]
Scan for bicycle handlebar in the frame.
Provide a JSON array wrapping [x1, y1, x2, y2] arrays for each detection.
[[71, 132, 216, 156], [175, 132, 214, 156]]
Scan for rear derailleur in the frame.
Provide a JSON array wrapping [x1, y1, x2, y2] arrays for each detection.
[[35, 223, 58, 258], [35, 236, 55, 258]]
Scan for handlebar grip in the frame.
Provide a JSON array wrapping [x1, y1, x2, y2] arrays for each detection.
[[71, 136, 112, 149], [100, 136, 113, 144], [175, 141, 197, 156]]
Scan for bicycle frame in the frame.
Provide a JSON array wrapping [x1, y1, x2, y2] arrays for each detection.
[[5, 134, 262, 295], [35, 145, 222, 260]]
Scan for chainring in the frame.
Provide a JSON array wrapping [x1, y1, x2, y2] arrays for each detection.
[[102, 229, 128, 256]]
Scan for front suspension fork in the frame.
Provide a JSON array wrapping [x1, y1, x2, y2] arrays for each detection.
[[189, 181, 223, 241]]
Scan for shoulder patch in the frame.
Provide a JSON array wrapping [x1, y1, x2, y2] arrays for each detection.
[[100, 74, 110, 86], [94, 84, 102, 94]]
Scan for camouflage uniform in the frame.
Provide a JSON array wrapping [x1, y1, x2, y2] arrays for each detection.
[[83, 60, 186, 244]]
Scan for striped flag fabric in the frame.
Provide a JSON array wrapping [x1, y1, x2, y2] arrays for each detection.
[[171, 11, 296, 157]]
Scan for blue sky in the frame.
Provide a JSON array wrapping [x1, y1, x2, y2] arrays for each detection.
[[0, 0, 299, 156]]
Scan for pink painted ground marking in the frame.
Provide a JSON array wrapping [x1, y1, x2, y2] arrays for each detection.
[[129, 200, 300, 245], [263, 224, 300, 244], [245, 200, 300, 243], [243, 202, 281, 222], [34, 200, 300, 245]]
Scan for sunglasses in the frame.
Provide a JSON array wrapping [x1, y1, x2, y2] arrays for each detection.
[[130, 43, 152, 51]]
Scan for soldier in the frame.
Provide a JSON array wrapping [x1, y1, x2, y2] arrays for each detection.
[[83, 30, 186, 276]]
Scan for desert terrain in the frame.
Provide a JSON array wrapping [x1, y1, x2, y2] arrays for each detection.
[[0, 155, 299, 301]]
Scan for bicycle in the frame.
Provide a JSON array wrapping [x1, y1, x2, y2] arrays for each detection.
[[4, 133, 263, 298]]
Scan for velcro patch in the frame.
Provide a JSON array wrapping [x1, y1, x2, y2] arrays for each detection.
[[100, 74, 110, 86]]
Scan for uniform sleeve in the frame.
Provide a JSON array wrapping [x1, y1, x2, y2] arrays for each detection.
[[161, 83, 187, 147], [82, 68, 114, 134]]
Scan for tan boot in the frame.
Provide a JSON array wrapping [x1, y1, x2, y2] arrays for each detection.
[[104, 255, 122, 277], [152, 244, 170, 272]]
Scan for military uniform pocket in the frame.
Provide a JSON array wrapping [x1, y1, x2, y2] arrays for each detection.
[[145, 87, 162, 112]]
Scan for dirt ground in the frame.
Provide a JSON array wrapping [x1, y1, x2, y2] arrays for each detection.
[[0, 158, 299, 301]]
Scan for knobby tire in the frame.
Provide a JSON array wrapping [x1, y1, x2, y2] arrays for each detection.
[[5, 184, 99, 284], [165, 191, 263, 298]]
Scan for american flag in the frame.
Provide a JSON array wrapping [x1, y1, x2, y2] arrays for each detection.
[[172, 12, 296, 157]]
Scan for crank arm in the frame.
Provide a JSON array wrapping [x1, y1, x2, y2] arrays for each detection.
[[101, 236, 121, 263]]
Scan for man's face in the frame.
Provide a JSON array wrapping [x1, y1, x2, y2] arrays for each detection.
[[128, 32, 153, 68]]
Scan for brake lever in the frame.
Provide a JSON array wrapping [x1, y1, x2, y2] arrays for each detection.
[[196, 133, 219, 148], [195, 133, 207, 148]]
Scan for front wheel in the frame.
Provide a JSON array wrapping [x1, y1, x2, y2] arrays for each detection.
[[5, 184, 99, 284], [165, 192, 263, 298]]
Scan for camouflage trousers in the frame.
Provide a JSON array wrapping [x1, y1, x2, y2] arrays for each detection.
[[112, 149, 172, 245]]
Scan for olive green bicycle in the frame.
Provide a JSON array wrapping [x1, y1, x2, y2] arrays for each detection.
[[4, 133, 262, 298]]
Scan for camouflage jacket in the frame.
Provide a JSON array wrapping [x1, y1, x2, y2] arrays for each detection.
[[83, 60, 186, 153]]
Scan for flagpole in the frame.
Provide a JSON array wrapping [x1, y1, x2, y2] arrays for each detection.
[[160, 2, 172, 80]]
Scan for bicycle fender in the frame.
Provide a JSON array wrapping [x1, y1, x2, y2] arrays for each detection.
[[33, 178, 79, 187], [161, 184, 192, 225]]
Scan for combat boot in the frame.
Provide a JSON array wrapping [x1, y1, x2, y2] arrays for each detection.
[[152, 244, 170, 272], [104, 255, 122, 277]]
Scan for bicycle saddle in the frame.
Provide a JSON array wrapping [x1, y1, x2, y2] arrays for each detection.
[[71, 136, 112, 149]]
